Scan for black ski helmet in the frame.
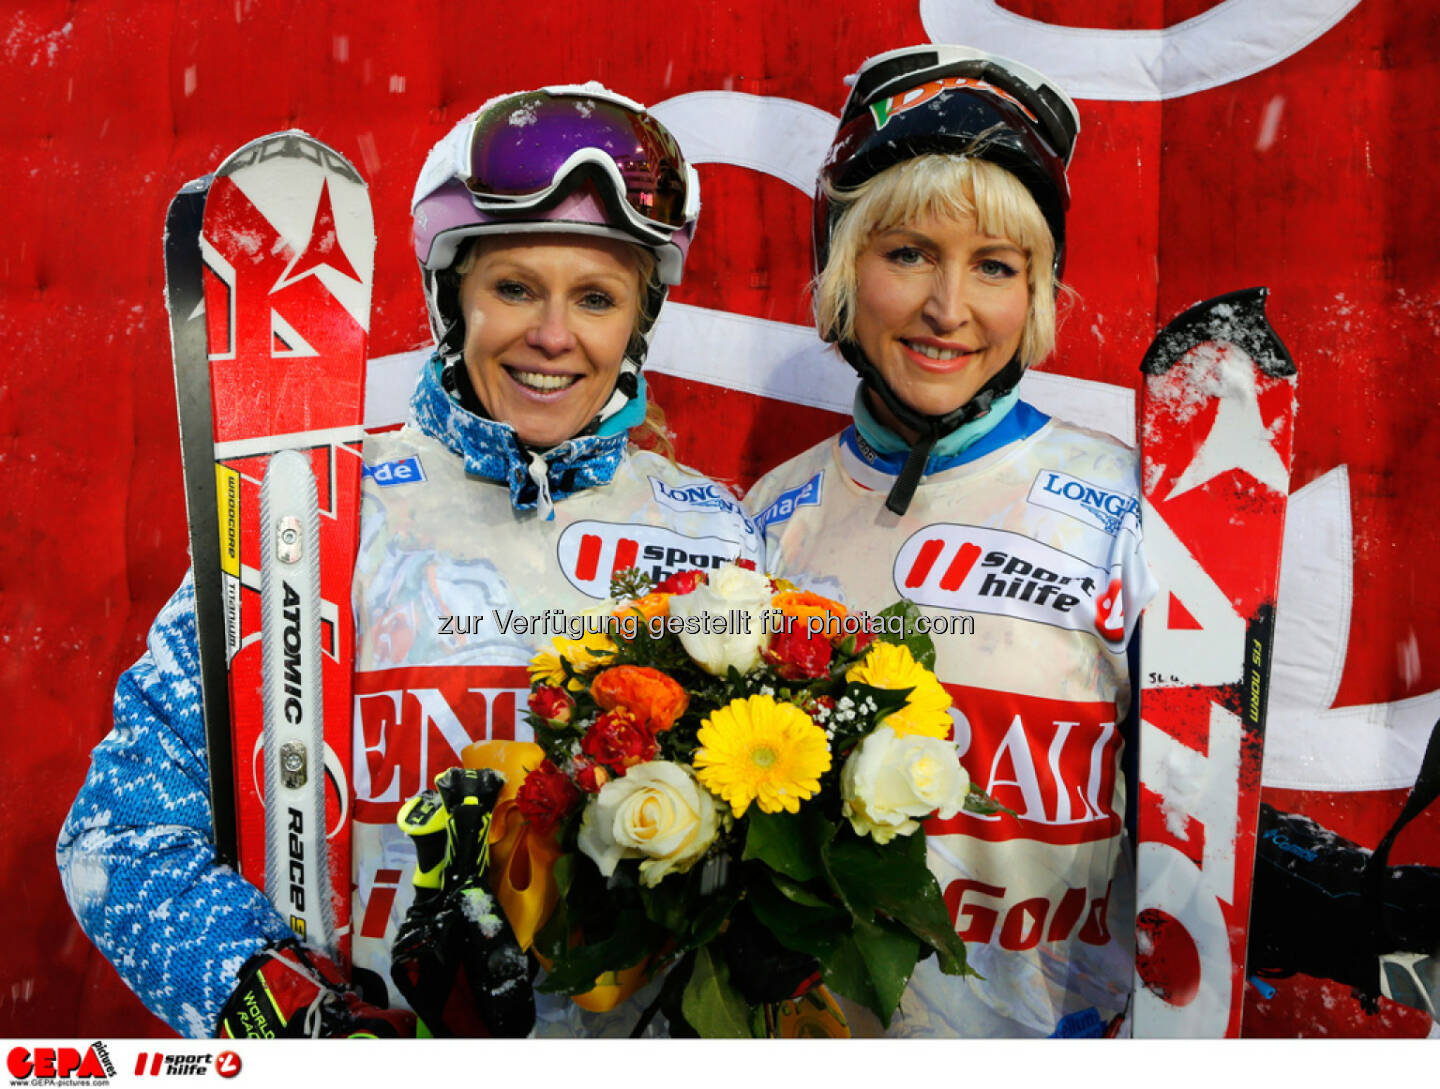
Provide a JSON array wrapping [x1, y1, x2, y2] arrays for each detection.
[[813, 46, 1081, 514]]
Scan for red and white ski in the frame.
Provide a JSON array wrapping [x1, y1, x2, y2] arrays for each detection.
[[166, 132, 373, 967], [1131, 288, 1297, 1036]]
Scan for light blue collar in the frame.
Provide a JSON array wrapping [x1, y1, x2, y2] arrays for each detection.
[[846, 387, 1048, 476], [410, 356, 629, 519]]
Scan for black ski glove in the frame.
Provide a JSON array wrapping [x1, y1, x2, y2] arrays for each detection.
[[1249, 803, 1440, 1015], [389, 767, 536, 1037], [218, 940, 416, 1038]]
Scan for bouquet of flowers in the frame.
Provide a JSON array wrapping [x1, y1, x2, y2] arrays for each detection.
[[513, 561, 1000, 1036]]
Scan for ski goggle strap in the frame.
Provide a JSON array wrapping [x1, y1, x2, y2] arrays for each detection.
[[463, 90, 695, 232]]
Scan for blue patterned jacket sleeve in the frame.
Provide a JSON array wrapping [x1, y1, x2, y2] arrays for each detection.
[[56, 574, 294, 1037]]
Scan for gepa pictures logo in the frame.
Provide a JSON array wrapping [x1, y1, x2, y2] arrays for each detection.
[[7, 1043, 115, 1084]]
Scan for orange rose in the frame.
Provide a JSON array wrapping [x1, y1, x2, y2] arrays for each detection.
[[613, 592, 670, 633], [590, 665, 689, 732], [772, 590, 847, 640]]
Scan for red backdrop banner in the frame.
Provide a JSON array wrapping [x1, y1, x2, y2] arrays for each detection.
[[2, 0, 1435, 1037]]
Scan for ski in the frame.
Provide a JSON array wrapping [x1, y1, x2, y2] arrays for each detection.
[[260, 449, 335, 950], [165, 174, 237, 866], [167, 132, 373, 965], [1131, 288, 1297, 1036]]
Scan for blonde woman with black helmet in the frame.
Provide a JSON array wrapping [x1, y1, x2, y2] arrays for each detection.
[[748, 46, 1156, 1036]]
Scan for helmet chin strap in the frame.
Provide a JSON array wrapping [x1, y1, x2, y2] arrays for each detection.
[[837, 342, 1025, 515]]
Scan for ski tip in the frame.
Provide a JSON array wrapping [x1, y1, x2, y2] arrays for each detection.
[[214, 130, 366, 187], [175, 174, 213, 196], [162, 181, 209, 300], [1142, 286, 1297, 380], [164, 175, 211, 221]]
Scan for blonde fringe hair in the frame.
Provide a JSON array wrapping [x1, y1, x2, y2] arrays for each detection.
[[814, 155, 1065, 369], [454, 236, 678, 463]]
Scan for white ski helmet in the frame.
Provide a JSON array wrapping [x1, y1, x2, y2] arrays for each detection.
[[411, 83, 701, 431]]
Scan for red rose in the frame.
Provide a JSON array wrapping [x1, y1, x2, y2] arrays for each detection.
[[655, 569, 707, 595], [571, 755, 611, 794], [764, 623, 833, 680], [529, 684, 575, 725], [733, 558, 757, 571], [580, 708, 656, 771], [516, 759, 581, 834]]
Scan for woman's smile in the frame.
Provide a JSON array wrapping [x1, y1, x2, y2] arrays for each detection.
[[504, 367, 582, 395], [458, 234, 643, 448], [853, 209, 1030, 424]]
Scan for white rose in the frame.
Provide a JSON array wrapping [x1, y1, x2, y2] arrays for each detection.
[[577, 761, 722, 887], [840, 725, 969, 845], [667, 562, 771, 676]]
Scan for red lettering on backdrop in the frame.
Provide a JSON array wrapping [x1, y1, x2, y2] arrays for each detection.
[[353, 665, 532, 823], [926, 686, 1123, 846], [942, 879, 1115, 949], [1001, 897, 1048, 951], [360, 868, 404, 940], [945, 878, 1005, 943]]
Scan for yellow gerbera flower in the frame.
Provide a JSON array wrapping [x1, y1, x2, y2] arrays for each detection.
[[528, 631, 617, 691], [694, 695, 831, 818], [844, 642, 953, 739]]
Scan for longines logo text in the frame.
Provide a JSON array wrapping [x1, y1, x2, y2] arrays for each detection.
[[1027, 470, 1140, 536]]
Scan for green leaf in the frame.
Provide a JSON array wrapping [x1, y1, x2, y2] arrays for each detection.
[[742, 809, 822, 882], [877, 599, 936, 670], [533, 903, 568, 962], [681, 946, 754, 1038], [682, 884, 742, 952], [768, 871, 833, 910], [536, 907, 658, 995], [747, 874, 843, 961], [636, 865, 693, 933], [819, 825, 890, 922], [533, 855, 576, 961], [821, 828, 969, 977], [894, 872, 970, 978], [546, 852, 574, 898], [820, 933, 878, 1016], [962, 781, 1018, 819], [851, 916, 920, 1027], [843, 682, 912, 722], [638, 861, 741, 953]]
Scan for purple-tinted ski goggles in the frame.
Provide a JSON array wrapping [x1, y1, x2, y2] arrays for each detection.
[[462, 89, 697, 237]]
